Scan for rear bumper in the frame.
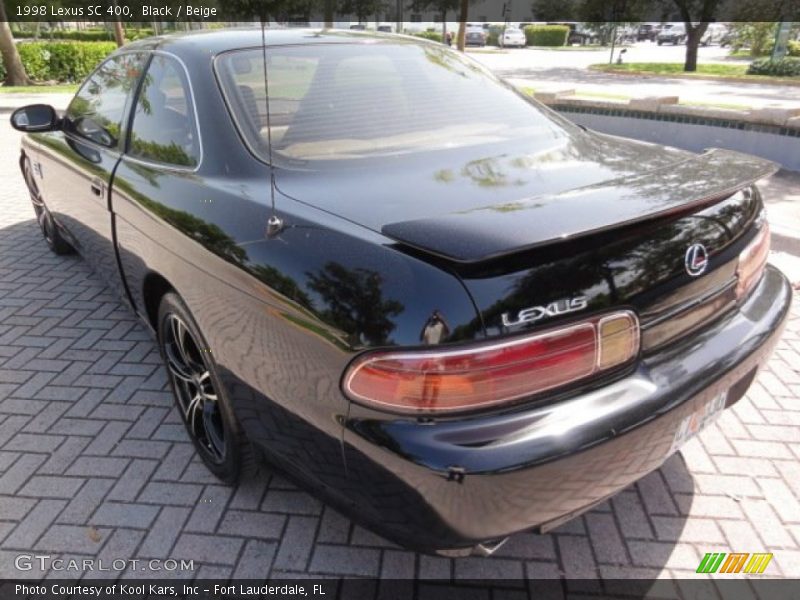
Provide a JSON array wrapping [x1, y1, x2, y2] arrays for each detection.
[[341, 265, 793, 553]]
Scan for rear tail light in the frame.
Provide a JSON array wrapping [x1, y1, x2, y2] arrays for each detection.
[[343, 311, 639, 414], [736, 223, 770, 300]]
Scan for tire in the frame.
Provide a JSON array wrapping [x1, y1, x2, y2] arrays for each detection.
[[22, 158, 73, 255], [157, 292, 257, 484], [657, 40, 663, 46]]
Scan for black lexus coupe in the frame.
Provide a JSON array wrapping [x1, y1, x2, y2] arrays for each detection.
[[11, 29, 792, 555]]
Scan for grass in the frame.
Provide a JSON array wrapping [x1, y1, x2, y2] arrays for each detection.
[[521, 86, 751, 110], [574, 90, 631, 101], [528, 45, 623, 51], [679, 99, 751, 110], [591, 62, 800, 84], [594, 62, 750, 76], [0, 83, 79, 94]]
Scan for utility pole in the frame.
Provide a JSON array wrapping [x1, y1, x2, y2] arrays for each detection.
[[608, 24, 617, 64], [396, 0, 403, 34], [772, 21, 793, 60]]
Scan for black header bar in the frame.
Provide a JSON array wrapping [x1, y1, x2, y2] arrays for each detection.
[[2, 0, 799, 23]]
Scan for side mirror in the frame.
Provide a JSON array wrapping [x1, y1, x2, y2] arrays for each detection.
[[10, 104, 60, 132]]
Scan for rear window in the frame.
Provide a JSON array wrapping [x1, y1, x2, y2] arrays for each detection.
[[215, 41, 561, 162]]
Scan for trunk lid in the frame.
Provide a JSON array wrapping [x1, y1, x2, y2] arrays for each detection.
[[275, 133, 774, 264], [275, 133, 776, 350], [380, 147, 775, 263]]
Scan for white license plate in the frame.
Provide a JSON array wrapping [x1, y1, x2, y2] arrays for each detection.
[[669, 391, 727, 455]]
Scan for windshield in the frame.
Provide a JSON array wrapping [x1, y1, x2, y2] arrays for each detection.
[[215, 41, 561, 162]]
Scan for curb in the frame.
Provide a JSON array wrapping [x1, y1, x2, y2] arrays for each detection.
[[772, 231, 800, 258], [588, 66, 800, 87]]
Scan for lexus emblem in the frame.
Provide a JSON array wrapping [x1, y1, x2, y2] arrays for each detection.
[[685, 244, 708, 277]]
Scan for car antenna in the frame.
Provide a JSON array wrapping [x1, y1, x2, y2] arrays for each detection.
[[260, 17, 284, 238]]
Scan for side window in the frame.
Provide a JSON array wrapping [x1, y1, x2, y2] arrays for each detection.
[[129, 55, 200, 168], [65, 53, 146, 149]]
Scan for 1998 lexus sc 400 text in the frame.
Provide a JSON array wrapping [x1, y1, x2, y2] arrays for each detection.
[[11, 29, 792, 555]]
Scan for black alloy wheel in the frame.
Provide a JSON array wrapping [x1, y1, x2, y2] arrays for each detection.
[[23, 158, 72, 255], [163, 312, 226, 463], [157, 292, 255, 483]]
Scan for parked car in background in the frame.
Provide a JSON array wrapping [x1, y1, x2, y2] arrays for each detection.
[[701, 23, 727, 46], [465, 26, 487, 47], [657, 23, 686, 45], [377, 25, 393, 33], [548, 22, 598, 45], [10, 28, 791, 556], [636, 24, 659, 41], [500, 27, 526, 47], [617, 26, 638, 43]]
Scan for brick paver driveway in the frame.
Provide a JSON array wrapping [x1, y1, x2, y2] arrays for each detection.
[[1, 102, 799, 583]]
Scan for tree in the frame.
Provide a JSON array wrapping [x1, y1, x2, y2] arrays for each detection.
[[669, 0, 721, 71], [578, 0, 644, 45], [113, 22, 126, 47], [338, 0, 386, 22], [728, 22, 778, 57], [456, 0, 468, 51], [532, 0, 574, 21], [0, 2, 33, 86], [410, 0, 459, 41]]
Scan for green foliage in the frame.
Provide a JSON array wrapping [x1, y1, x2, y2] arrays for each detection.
[[531, 0, 574, 21], [13, 29, 155, 42], [49, 30, 115, 41], [11, 42, 117, 83], [413, 30, 444, 43], [485, 25, 504, 47], [729, 23, 778, 57], [747, 57, 800, 77], [577, 0, 642, 22], [788, 40, 800, 57], [14, 45, 49, 80], [524, 25, 569, 47]]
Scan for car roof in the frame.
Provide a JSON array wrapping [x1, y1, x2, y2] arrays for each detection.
[[121, 27, 420, 58]]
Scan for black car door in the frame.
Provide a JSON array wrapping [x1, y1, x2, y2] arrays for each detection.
[[38, 52, 148, 304]]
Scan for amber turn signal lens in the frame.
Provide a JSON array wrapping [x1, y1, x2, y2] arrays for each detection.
[[343, 311, 639, 414], [598, 313, 640, 370], [736, 223, 770, 300]]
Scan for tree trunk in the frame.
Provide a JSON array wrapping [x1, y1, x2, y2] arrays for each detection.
[[441, 10, 446, 43], [0, 3, 33, 86], [324, 0, 333, 28], [456, 0, 468, 52], [113, 22, 125, 47], [683, 23, 708, 72]]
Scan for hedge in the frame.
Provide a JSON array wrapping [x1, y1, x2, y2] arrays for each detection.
[[13, 29, 155, 42], [1, 42, 117, 83], [413, 30, 444, 43], [789, 40, 800, 57], [486, 25, 504, 47], [747, 57, 800, 77], [524, 25, 569, 47]]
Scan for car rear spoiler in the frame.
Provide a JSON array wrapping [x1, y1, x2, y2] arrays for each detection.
[[381, 149, 778, 264]]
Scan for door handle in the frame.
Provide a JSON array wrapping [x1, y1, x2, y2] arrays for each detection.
[[90, 179, 104, 197]]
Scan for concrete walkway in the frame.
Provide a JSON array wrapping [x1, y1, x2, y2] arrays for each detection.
[[470, 47, 800, 110]]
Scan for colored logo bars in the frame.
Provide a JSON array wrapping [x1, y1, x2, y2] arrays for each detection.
[[696, 552, 773, 574]]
